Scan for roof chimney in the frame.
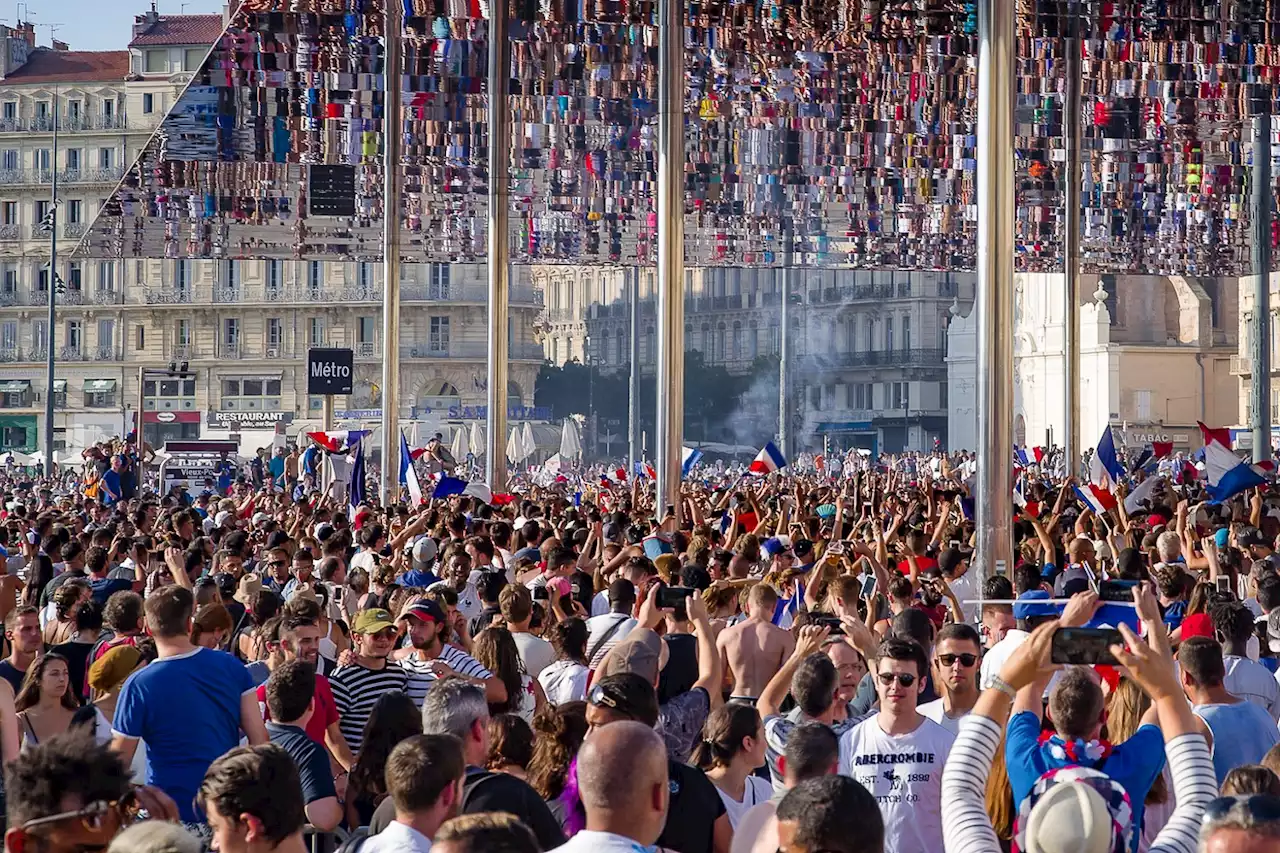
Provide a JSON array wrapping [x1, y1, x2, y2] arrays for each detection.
[[17, 21, 34, 49], [50, 38, 69, 51]]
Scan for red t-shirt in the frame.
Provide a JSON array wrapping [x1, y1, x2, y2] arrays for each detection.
[[256, 671, 340, 746], [896, 556, 939, 575]]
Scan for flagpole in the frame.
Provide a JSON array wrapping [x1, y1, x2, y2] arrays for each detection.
[[485, 0, 512, 491], [1251, 81, 1273, 464], [380, 0, 405, 507]]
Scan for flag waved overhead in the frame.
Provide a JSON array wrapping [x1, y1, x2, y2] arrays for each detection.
[[74, 0, 1280, 274]]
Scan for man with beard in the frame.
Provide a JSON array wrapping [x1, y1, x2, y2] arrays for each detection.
[[361, 735, 466, 853], [255, 612, 355, 772], [391, 598, 506, 706]]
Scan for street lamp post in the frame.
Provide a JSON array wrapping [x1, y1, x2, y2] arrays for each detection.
[[43, 88, 58, 477]]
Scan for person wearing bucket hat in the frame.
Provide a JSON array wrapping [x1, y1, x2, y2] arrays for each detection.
[[942, 596, 1217, 853]]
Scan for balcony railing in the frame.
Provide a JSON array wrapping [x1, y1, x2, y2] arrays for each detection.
[[0, 167, 123, 186], [58, 346, 87, 361], [401, 342, 545, 361], [212, 287, 242, 304], [62, 222, 86, 239], [799, 348, 946, 369], [169, 345, 192, 361], [95, 346, 121, 361], [0, 114, 127, 133], [355, 342, 379, 358], [143, 288, 193, 305], [91, 289, 122, 305], [29, 222, 50, 238], [58, 289, 86, 306], [0, 224, 18, 240], [219, 343, 242, 359]]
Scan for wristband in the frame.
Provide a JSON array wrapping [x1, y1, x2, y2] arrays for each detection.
[[989, 675, 1018, 699]]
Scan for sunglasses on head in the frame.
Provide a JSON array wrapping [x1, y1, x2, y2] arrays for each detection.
[[1203, 795, 1280, 826], [877, 672, 917, 688], [20, 789, 140, 834], [587, 683, 619, 709], [937, 653, 978, 667]]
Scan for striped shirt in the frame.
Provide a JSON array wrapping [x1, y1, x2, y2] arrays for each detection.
[[399, 645, 493, 706], [327, 662, 409, 752], [940, 715, 1216, 853]]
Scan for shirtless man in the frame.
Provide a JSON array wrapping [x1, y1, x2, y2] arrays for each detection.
[[717, 584, 795, 703]]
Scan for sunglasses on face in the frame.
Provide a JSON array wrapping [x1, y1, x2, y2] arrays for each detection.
[[877, 672, 917, 688], [369, 628, 397, 641], [937, 653, 978, 668]]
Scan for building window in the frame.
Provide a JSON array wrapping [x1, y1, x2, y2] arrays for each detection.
[[358, 262, 372, 291], [184, 47, 205, 71], [101, 98, 116, 119], [135, 325, 145, 352], [36, 268, 48, 292], [429, 264, 450, 299], [903, 315, 911, 350], [97, 262, 115, 294], [0, 201, 13, 225], [308, 261, 323, 294], [224, 260, 238, 289], [0, 321, 15, 352], [142, 93, 154, 114], [940, 383, 948, 409], [1, 268, 15, 294], [0, 151, 14, 172], [266, 318, 283, 352], [220, 377, 282, 411], [98, 148, 114, 170], [176, 319, 191, 347], [67, 262, 81, 292], [266, 259, 281, 294], [98, 319, 114, 353], [0, 103, 13, 121], [1134, 389, 1152, 421], [65, 149, 80, 173], [65, 320, 82, 354], [885, 317, 895, 351], [357, 316, 375, 343], [86, 386, 117, 409], [66, 99, 81, 122], [174, 260, 189, 292], [428, 316, 450, 353], [308, 317, 325, 346], [32, 320, 46, 354], [145, 50, 166, 73], [223, 319, 240, 348]]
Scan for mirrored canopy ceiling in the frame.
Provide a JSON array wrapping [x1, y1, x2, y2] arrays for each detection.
[[77, 0, 1280, 274]]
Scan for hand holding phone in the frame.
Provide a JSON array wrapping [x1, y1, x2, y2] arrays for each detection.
[[1051, 627, 1122, 665], [656, 585, 695, 609]]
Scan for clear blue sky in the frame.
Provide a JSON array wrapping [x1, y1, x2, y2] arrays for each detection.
[[15, 0, 224, 53]]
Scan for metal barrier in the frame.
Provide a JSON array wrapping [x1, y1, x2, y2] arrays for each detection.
[[301, 824, 365, 853]]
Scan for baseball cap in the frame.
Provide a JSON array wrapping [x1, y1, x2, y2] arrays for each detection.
[[595, 627, 666, 683], [1241, 527, 1270, 548], [602, 521, 622, 542], [411, 537, 438, 568], [1012, 590, 1057, 620], [762, 537, 793, 559], [793, 538, 814, 559], [214, 510, 232, 529], [400, 599, 447, 625], [586, 672, 661, 726], [211, 572, 237, 598], [1016, 766, 1131, 853], [251, 512, 269, 527], [352, 608, 397, 634], [513, 547, 541, 564]]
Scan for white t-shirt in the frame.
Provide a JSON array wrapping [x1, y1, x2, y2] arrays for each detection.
[[1224, 654, 1280, 719], [550, 829, 657, 853], [838, 714, 954, 853], [512, 631, 556, 678], [714, 775, 775, 830], [947, 572, 978, 623], [917, 698, 970, 737], [590, 590, 611, 617], [979, 628, 1030, 689]]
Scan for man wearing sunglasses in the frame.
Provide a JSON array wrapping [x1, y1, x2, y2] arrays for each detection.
[[837, 636, 954, 853], [918, 622, 982, 736]]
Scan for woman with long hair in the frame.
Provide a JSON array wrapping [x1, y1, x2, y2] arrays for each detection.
[[190, 604, 234, 651], [344, 692, 421, 828], [537, 618, 589, 705], [982, 732, 1014, 852], [234, 589, 280, 663], [690, 702, 772, 829], [1106, 676, 1171, 853], [528, 701, 589, 835], [486, 714, 535, 780], [473, 627, 545, 724], [14, 653, 79, 750], [21, 554, 53, 609]]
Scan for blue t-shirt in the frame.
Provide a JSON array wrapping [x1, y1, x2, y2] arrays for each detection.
[[1194, 700, 1280, 784], [397, 569, 441, 588], [100, 470, 122, 504], [114, 647, 255, 822], [89, 577, 133, 604], [1006, 711, 1165, 852]]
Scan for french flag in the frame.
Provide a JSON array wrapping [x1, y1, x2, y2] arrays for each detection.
[[1033, 446, 1046, 464], [1152, 441, 1174, 459], [634, 461, 656, 480], [1201, 423, 1267, 503], [1078, 425, 1125, 513], [1014, 447, 1030, 467], [399, 431, 423, 505], [307, 430, 369, 453], [749, 441, 788, 475], [682, 446, 703, 478]]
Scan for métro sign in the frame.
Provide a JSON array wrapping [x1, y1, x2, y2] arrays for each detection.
[[307, 348, 354, 396]]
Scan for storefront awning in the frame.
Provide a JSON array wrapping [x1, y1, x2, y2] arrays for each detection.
[[0, 381, 30, 394], [84, 379, 117, 393], [52, 380, 66, 392]]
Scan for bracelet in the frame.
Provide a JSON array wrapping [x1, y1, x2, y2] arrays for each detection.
[[989, 675, 1018, 699]]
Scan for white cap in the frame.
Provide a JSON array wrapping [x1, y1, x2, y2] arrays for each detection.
[[215, 510, 232, 529], [412, 537, 438, 567], [251, 512, 268, 527], [1024, 779, 1116, 853]]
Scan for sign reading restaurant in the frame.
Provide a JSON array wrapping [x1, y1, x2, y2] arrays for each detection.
[[206, 411, 294, 429]]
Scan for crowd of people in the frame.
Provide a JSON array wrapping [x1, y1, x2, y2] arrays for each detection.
[[3, 438, 1280, 853]]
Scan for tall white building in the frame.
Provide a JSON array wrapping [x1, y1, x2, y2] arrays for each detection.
[[0, 13, 546, 459], [534, 265, 964, 453]]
